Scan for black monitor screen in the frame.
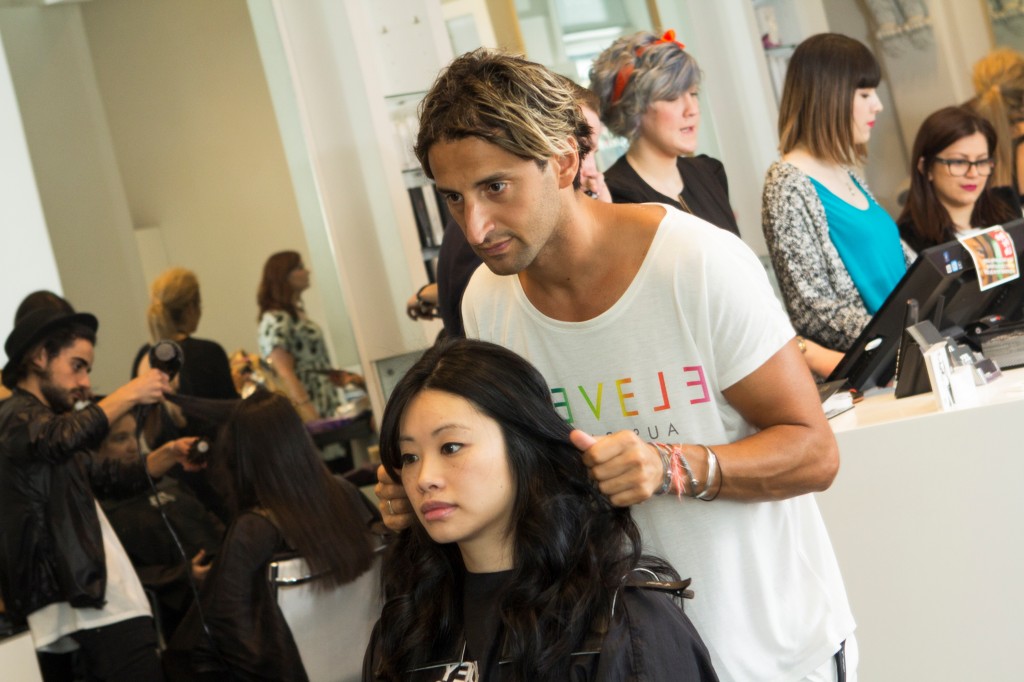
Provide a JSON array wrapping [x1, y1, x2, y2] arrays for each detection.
[[828, 217, 1024, 391]]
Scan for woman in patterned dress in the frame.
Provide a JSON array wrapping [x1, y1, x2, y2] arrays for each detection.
[[256, 251, 360, 422]]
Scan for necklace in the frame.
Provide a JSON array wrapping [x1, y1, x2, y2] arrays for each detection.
[[677, 192, 693, 214], [838, 169, 860, 202]]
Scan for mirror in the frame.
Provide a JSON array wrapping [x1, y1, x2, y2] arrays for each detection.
[[984, 0, 1024, 51], [0, 0, 361, 392]]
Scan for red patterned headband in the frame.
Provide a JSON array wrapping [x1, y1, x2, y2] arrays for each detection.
[[610, 30, 686, 105]]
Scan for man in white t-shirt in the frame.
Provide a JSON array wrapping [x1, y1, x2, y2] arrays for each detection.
[[377, 49, 856, 682]]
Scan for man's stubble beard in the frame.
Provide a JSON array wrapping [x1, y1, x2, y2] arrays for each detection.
[[36, 368, 77, 413]]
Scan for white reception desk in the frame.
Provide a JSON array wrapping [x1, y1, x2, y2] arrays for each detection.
[[818, 368, 1024, 680]]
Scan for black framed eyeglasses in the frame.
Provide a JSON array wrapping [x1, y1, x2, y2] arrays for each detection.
[[932, 157, 995, 177]]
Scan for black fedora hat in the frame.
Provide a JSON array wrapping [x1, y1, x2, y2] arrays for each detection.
[[2, 309, 99, 388]]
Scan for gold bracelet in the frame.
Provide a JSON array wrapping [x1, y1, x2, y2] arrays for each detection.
[[796, 336, 807, 354]]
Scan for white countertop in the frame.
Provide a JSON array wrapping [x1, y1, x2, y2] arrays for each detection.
[[828, 366, 1024, 434]]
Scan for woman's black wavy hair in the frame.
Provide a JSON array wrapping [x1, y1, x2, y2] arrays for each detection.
[[375, 338, 672, 680]]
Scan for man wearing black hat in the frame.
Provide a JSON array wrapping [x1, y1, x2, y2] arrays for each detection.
[[0, 309, 196, 681]]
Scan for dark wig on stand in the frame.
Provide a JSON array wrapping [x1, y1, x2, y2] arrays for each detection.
[[375, 338, 674, 680]]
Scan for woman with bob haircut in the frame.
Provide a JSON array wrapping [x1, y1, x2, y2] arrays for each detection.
[[165, 390, 381, 682], [969, 48, 1024, 201], [364, 338, 717, 682], [589, 30, 740, 236], [762, 33, 912, 378], [257, 251, 361, 424], [898, 105, 1021, 253]]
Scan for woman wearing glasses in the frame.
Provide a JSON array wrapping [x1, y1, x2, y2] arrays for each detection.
[[762, 34, 913, 378], [898, 106, 1021, 252]]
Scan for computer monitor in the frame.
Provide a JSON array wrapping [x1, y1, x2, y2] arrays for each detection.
[[828, 217, 1024, 392]]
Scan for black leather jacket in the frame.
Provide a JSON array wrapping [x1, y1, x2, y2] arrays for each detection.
[[364, 579, 719, 681], [0, 390, 150, 620]]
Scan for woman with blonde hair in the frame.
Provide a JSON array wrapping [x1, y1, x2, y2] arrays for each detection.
[[131, 267, 238, 520], [132, 267, 237, 406], [970, 47, 1024, 201]]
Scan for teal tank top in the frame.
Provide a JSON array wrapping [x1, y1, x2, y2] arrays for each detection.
[[809, 175, 906, 314]]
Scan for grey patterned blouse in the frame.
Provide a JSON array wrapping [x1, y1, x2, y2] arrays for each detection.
[[761, 161, 914, 351]]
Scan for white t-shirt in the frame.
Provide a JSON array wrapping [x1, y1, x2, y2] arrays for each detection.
[[463, 207, 855, 681], [28, 501, 152, 652]]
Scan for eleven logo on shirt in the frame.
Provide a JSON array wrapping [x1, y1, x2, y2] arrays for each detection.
[[431, 660, 479, 681]]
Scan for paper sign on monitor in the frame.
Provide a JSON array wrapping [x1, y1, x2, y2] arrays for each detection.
[[957, 225, 1020, 291]]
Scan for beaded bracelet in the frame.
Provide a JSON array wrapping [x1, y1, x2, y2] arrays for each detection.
[[651, 442, 724, 500], [652, 442, 700, 498]]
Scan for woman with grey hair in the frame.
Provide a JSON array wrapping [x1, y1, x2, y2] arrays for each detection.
[[590, 30, 740, 236]]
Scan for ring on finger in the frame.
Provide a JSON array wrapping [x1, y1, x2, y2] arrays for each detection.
[[387, 499, 395, 515]]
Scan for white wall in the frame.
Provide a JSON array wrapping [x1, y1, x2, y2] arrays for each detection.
[[820, 0, 909, 215], [0, 5, 147, 392], [0, 25, 63, 367], [79, 0, 360, 370], [818, 0, 992, 213], [252, 0, 445, 417], [0, 0, 365, 389]]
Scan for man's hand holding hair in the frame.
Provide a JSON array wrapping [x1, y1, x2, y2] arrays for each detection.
[[146, 436, 205, 478], [376, 464, 415, 532], [570, 429, 673, 505]]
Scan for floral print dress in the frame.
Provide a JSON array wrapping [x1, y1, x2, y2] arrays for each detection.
[[258, 311, 339, 419]]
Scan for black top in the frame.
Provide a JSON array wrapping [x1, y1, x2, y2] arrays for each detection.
[[462, 570, 513, 680], [604, 154, 741, 236], [897, 185, 1022, 253], [132, 336, 238, 521], [363, 575, 719, 681], [132, 337, 238, 402], [437, 219, 482, 338], [100, 477, 225, 637]]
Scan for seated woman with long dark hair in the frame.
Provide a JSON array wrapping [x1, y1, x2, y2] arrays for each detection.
[[165, 390, 380, 682], [364, 338, 717, 681], [897, 105, 1021, 252]]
